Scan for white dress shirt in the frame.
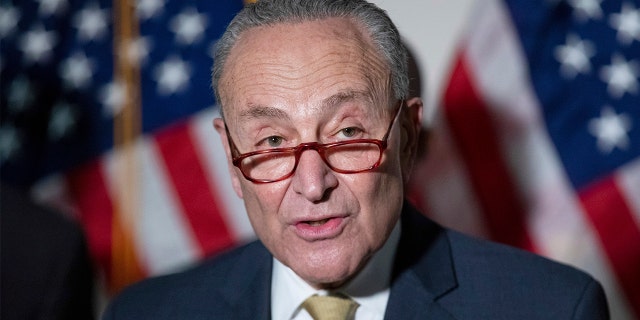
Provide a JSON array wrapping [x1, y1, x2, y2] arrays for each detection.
[[271, 221, 401, 320]]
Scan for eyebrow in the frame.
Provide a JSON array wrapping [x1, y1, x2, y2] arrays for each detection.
[[239, 103, 290, 120], [320, 90, 371, 111]]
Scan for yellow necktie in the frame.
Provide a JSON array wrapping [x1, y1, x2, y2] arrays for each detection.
[[301, 294, 360, 320]]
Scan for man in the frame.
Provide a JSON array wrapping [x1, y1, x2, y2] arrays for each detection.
[[104, 0, 609, 319]]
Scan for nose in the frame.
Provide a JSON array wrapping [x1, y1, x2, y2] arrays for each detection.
[[291, 149, 338, 202]]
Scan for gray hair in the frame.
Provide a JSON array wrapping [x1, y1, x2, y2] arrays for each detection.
[[211, 0, 409, 115]]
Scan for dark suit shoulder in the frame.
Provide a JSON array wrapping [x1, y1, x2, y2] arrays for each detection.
[[103, 240, 271, 320], [442, 230, 609, 319], [393, 204, 608, 319], [446, 229, 589, 280]]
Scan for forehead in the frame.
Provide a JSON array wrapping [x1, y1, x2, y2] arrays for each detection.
[[219, 17, 391, 120]]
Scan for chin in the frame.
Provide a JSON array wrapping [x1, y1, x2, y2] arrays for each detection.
[[294, 253, 364, 290], [300, 269, 355, 290]]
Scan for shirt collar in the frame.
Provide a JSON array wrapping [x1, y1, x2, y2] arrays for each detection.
[[271, 220, 401, 320]]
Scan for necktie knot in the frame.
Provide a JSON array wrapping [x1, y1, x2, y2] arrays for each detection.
[[301, 294, 359, 320]]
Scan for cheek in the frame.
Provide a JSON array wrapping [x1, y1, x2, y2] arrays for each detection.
[[366, 159, 404, 224], [238, 180, 288, 232], [346, 170, 403, 234]]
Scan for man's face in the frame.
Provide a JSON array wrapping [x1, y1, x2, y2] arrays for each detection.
[[214, 18, 420, 288]]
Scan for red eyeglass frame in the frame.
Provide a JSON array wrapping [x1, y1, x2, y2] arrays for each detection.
[[224, 101, 403, 184]]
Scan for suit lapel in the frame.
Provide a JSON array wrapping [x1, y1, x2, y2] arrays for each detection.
[[384, 271, 457, 320], [219, 242, 273, 320], [384, 203, 459, 319]]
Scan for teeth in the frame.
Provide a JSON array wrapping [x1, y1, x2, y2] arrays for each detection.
[[307, 218, 330, 226]]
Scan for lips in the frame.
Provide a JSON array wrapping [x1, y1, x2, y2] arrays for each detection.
[[293, 215, 347, 241]]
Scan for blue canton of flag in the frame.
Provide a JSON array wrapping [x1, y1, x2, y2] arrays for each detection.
[[0, 0, 243, 187], [506, 0, 640, 189]]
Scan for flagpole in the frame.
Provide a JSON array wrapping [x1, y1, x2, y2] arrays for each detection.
[[111, 0, 144, 294]]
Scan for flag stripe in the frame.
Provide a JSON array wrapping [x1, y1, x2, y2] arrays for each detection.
[[190, 109, 256, 243], [443, 56, 535, 251], [154, 121, 235, 257], [112, 140, 200, 275], [67, 160, 115, 281], [580, 173, 640, 317]]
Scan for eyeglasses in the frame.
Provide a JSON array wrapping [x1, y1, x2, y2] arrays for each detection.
[[225, 101, 403, 184]]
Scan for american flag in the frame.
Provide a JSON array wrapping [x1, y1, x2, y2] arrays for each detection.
[[0, 0, 253, 294], [407, 0, 640, 318]]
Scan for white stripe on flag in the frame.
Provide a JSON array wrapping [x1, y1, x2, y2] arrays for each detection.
[[103, 138, 200, 276], [463, 1, 634, 318], [617, 157, 640, 229], [190, 107, 255, 243]]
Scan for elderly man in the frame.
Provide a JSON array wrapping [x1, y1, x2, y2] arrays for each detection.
[[104, 0, 609, 319]]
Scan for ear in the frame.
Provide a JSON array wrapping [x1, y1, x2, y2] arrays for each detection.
[[213, 118, 244, 199], [400, 97, 423, 183]]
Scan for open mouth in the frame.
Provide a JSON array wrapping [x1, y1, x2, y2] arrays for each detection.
[[294, 216, 346, 240], [305, 218, 331, 226]]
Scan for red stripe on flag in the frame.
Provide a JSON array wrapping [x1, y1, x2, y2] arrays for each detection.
[[154, 121, 235, 257], [443, 55, 534, 251], [579, 175, 640, 316], [66, 160, 114, 281]]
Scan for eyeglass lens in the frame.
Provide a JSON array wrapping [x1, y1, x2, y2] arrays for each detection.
[[239, 141, 383, 182]]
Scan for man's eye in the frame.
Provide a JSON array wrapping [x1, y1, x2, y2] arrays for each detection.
[[339, 127, 361, 138], [265, 136, 283, 147]]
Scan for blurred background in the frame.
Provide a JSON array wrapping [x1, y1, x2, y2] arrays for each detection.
[[1, 0, 638, 319]]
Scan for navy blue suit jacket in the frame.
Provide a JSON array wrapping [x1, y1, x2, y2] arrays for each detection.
[[103, 203, 609, 319]]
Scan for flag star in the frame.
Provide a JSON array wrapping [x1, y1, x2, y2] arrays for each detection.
[[18, 25, 57, 64], [588, 106, 632, 154], [48, 102, 77, 141], [568, 0, 603, 22], [122, 36, 152, 66], [73, 2, 109, 42], [38, 0, 67, 17], [100, 82, 126, 117], [170, 7, 208, 45], [554, 34, 595, 78], [0, 125, 21, 163], [153, 55, 191, 95], [60, 51, 95, 89], [600, 54, 639, 98], [8, 76, 34, 113], [610, 2, 640, 45], [136, 0, 164, 20], [0, 5, 20, 38]]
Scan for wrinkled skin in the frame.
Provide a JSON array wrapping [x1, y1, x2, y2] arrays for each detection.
[[214, 17, 422, 289]]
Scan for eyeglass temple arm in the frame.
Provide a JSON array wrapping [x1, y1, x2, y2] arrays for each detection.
[[223, 123, 241, 159], [381, 100, 404, 141]]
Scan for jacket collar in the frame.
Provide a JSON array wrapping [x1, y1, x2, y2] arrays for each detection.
[[384, 202, 459, 319]]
